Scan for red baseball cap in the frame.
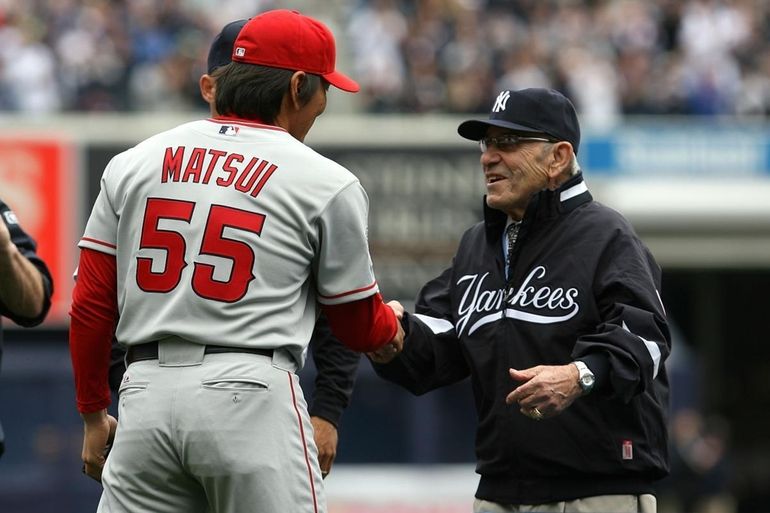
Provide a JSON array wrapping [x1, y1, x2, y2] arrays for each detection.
[[232, 9, 359, 93]]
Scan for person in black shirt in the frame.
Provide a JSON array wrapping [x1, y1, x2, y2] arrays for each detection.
[[0, 197, 54, 457], [371, 89, 670, 513]]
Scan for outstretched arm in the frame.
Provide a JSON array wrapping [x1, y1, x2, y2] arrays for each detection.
[[370, 311, 469, 395], [321, 292, 403, 353], [369, 266, 469, 394]]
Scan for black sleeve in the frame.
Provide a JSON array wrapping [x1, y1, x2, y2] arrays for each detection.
[[371, 266, 470, 395], [0, 200, 53, 327], [109, 338, 127, 394], [308, 314, 360, 427], [572, 230, 671, 403], [372, 311, 469, 395]]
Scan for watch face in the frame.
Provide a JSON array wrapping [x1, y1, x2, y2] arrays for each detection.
[[575, 362, 594, 392]]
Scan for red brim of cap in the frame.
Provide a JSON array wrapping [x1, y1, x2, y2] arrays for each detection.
[[323, 70, 359, 93]]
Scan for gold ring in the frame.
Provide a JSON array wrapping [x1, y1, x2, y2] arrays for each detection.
[[530, 407, 544, 420]]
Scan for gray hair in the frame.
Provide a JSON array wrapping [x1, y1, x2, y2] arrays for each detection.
[[570, 154, 581, 175], [539, 142, 581, 176]]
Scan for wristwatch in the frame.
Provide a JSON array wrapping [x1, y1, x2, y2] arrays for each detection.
[[573, 360, 595, 395]]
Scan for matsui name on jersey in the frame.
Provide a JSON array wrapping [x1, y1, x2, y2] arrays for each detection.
[[161, 146, 278, 198]]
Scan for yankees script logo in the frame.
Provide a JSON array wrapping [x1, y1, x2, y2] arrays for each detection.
[[456, 265, 580, 336]]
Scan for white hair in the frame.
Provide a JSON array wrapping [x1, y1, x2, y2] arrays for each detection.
[[570, 154, 581, 175]]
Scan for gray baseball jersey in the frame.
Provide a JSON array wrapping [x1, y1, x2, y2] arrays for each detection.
[[80, 118, 378, 367]]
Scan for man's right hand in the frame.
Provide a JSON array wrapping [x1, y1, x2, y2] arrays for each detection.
[[81, 410, 118, 482], [368, 300, 405, 364]]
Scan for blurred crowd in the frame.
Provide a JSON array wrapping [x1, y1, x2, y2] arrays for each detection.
[[2, 0, 769, 122], [0, 0, 269, 113], [347, 0, 770, 124]]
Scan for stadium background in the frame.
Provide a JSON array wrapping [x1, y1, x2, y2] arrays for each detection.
[[2, 0, 770, 512]]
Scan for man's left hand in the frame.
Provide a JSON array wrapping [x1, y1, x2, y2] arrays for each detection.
[[311, 416, 338, 478], [505, 364, 582, 420]]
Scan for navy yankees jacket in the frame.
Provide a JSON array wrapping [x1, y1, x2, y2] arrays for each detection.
[[373, 173, 670, 504]]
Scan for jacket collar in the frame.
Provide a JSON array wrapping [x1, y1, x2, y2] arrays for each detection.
[[483, 172, 592, 242]]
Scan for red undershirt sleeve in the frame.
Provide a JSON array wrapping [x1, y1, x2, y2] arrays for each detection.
[[321, 292, 398, 352], [69, 248, 118, 414]]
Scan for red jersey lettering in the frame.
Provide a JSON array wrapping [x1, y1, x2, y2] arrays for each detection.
[[234, 157, 261, 193], [218, 153, 243, 187], [203, 149, 227, 184], [182, 147, 207, 183], [161, 146, 185, 183]]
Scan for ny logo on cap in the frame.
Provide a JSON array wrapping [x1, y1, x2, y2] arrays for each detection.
[[235, 47, 246, 57], [492, 90, 511, 112]]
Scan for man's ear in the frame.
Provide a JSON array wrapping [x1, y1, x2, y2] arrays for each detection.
[[288, 71, 307, 109], [549, 142, 573, 174], [199, 74, 216, 106], [545, 142, 574, 189]]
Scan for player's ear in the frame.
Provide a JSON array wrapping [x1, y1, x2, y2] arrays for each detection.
[[288, 71, 307, 110], [200, 74, 216, 111]]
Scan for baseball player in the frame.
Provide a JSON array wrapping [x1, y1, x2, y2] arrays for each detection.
[[0, 197, 53, 457], [105, 18, 362, 479], [69, 9, 403, 513]]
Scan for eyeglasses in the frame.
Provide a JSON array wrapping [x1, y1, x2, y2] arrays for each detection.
[[479, 134, 554, 152]]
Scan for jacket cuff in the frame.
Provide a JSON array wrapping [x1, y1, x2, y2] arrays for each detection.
[[308, 400, 343, 428], [577, 353, 610, 392]]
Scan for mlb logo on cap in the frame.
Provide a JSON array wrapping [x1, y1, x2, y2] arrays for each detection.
[[234, 47, 245, 58]]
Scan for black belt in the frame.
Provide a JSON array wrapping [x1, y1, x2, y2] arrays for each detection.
[[125, 341, 273, 366]]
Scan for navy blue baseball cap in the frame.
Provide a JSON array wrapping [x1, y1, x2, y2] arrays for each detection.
[[207, 19, 248, 73], [458, 88, 581, 154]]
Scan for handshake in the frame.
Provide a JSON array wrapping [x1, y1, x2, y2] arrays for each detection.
[[367, 300, 405, 364]]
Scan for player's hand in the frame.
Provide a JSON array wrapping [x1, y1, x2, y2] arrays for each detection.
[[310, 416, 338, 479], [387, 300, 404, 320], [504, 364, 581, 420], [367, 301, 405, 364], [81, 410, 118, 482]]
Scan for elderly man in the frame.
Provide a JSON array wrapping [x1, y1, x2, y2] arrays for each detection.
[[372, 88, 670, 513]]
